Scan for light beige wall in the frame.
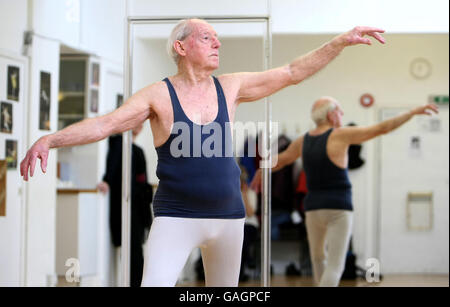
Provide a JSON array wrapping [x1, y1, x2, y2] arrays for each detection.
[[272, 34, 448, 118]]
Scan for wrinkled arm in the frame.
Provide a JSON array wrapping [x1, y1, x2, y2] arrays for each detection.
[[273, 135, 304, 172], [20, 85, 154, 181], [47, 89, 151, 149]]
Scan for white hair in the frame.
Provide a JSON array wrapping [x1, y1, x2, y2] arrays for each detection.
[[311, 99, 337, 125], [167, 19, 195, 64]]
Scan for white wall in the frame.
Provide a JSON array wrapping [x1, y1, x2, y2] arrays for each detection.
[[129, 0, 270, 17], [0, 0, 28, 55], [31, 0, 81, 47], [79, 0, 126, 63], [30, 0, 125, 64], [128, 0, 449, 35], [272, 0, 449, 34], [2, 3, 124, 118], [25, 35, 60, 286]]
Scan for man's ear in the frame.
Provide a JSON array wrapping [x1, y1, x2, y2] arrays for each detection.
[[327, 112, 334, 125], [174, 40, 186, 57]]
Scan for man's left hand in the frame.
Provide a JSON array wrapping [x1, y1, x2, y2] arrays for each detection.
[[336, 26, 386, 47]]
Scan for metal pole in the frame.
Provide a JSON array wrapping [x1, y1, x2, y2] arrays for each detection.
[[261, 15, 272, 288], [121, 17, 133, 287]]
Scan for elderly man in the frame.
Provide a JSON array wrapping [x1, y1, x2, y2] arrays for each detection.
[[251, 97, 439, 286], [20, 19, 385, 286]]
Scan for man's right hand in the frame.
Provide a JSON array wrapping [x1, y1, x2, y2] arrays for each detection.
[[20, 137, 50, 181], [411, 103, 439, 116], [97, 181, 110, 194], [249, 169, 262, 194]]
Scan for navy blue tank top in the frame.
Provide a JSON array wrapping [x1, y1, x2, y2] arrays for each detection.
[[302, 128, 353, 211], [152, 77, 245, 219]]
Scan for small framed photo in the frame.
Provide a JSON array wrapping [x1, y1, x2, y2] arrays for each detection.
[[1, 102, 13, 133], [116, 94, 123, 109], [91, 63, 100, 86], [5, 139, 17, 169], [90, 89, 98, 113], [7, 66, 20, 102], [39, 72, 51, 131]]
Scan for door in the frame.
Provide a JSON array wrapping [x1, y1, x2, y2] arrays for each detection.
[[378, 106, 449, 273]]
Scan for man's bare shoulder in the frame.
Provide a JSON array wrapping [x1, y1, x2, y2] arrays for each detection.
[[330, 126, 352, 139], [217, 73, 241, 99], [330, 126, 365, 145], [134, 80, 169, 108], [129, 80, 170, 120], [139, 80, 168, 98], [333, 126, 355, 135], [217, 73, 240, 87]]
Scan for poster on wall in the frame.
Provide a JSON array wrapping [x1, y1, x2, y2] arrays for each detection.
[[116, 94, 123, 109], [91, 63, 100, 87], [1, 102, 13, 133], [39, 71, 51, 130], [90, 89, 98, 113], [5, 140, 17, 169], [408, 136, 422, 159], [0, 160, 6, 216], [417, 116, 442, 133], [7, 66, 20, 102]]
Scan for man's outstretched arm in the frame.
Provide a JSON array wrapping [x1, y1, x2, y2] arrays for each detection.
[[335, 104, 439, 145], [20, 85, 155, 181], [229, 26, 385, 103]]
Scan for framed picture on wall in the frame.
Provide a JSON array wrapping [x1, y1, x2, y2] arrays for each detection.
[[1, 102, 13, 133], [0, 160, 6, 216], [116, 94, 123, 109], [39, 71, 51, 131], [91, 63, 100, 86], [7, 66, 20, 102], [90, 89, 98, 113], [5, 140, 17, 169]]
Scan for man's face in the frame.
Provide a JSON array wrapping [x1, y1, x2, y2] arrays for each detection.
[[325, 101, 344, 128], [183, 21, 221, 70], [332, 103, 344, 128]]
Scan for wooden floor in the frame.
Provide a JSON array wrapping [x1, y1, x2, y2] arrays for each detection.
[[56, 274, 448, 287], [177, 274, 449, 287]]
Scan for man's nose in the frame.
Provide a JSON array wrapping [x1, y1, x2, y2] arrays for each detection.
[[212, 37, 221, 48]]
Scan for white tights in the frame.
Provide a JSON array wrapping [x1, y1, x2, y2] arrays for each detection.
[[141, 217, 245, 287]]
